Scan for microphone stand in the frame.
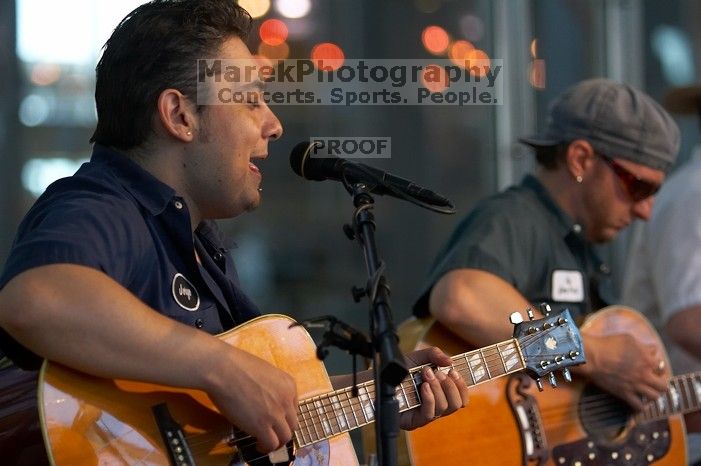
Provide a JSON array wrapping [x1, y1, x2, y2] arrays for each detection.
[[344, 182, 408, 466]]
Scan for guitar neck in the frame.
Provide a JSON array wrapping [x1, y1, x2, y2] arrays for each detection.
[[637, 371, 701, 423], [294, 338, 525, 447]]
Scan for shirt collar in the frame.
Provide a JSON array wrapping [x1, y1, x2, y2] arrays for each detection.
[[521, 174, 584, 239], [90, 144, 176, 216]]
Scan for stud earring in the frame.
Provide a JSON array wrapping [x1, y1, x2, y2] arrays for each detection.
[[576, 175, 583, 183], [186, 131, 192, 136]]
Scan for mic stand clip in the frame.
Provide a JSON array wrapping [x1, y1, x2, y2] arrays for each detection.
[[291, 316, 372, 397]]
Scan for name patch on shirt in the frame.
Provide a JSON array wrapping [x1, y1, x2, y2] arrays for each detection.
[[551, 270, 584, 302], [172, 273, 200, 311]]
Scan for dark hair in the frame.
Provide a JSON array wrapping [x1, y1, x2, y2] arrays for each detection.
[[534, 142, 569, 170], [90, 0, 252, 150]]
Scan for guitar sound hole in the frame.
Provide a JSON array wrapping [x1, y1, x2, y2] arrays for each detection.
[[579, 385, 632, 441]]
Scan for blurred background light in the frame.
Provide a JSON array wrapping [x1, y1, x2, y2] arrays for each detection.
[[459, 14, 484, 42], [466, 48, 490, 77], [21, 157, 89, 198], [448, 39, 475, 67], [311, 42, 345, 70], [421, 65, 448, 93], [651, 25, 694, 86], [529, 59, 546, 89], [238, 0, 272, 19], [422, 25, 450, 55], [19, 94, 50, 127], [18, 0, 144, 65], [258, 41, 291, 60], [260, 19, 289, 46], [275, 0, 312, 19], [30, 63, 62, 86]]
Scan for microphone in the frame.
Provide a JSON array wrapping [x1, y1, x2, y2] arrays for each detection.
[[289, 141, 455, 212]]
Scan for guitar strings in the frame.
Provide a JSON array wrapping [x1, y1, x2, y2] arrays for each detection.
[[179, 354, 514, 456], [518, 378, 695, 433], [179, 330, 577, 458], [181, 392, 673, 466], [162, 330, 572, 450], [188, 331, 559, 446], [535, 373, 697, 424], [539, 395, 673, 425], [170, 347, 701, 463]]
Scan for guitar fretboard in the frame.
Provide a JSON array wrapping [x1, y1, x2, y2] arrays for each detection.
[[295, 339, 525, 447], [637, 371, 701, 423]]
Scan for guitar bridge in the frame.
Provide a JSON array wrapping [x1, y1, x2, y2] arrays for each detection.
[[507, 374, 549, 465], [152, 403, 196, 466]]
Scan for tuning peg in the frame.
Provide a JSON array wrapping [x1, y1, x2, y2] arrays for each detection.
[[538, 303, 552, 316], [555, 355, 564, 364], [562, 367, 572, 383], [509, 312, 524, 325], [568, 350, 580, 360], [535, 378, 544, 391], [557, 316, 568, 325], [526, 307, 535, 320], [548, 372, 557, 388]]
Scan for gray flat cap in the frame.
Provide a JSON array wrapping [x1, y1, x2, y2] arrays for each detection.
[[520, 78, 680, 173]]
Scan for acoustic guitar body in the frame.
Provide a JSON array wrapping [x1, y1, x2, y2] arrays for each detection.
[[403, 306, 687, 466], [402, 317, 523, 466], [38, 314, 359, 466]]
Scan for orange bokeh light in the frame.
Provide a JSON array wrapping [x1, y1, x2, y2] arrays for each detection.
[[311, 42, 345, 71], [465, 49, 491, 77], [448, 40, 475, 67], [258, 41, 290, 60], [31, 63, 62, 86], [529, 59, 546, 89], [422, 25, 450, 55], [259, 19, 288, 46], [421, 65, 448, 93], [239, 0, 271, 18]]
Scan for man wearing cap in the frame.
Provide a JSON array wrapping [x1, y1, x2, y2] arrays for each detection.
[[623, 83, 701, 464], [413, 78, 678, 409]]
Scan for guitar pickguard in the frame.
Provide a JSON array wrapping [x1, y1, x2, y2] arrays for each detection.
[[551, 419, 671, 465], [293, 441, 330, 466], [550, 383, 671, 465], [507, 374, 549, 466]]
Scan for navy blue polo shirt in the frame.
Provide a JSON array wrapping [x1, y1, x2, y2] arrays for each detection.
[[0, 145, 261, 368], [413, 175, 611, 322]]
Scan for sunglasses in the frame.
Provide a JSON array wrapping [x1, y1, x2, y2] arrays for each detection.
[[598, 155, 660, 202]]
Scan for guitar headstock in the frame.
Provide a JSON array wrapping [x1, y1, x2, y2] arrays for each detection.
[[510, 308, 585, 389]]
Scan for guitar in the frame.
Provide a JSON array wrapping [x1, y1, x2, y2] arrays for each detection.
[[404, 306, 691, 466], [33, 312, 583, 465]]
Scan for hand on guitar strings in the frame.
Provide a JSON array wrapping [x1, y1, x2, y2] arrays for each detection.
[[577, 333, 670, 411], [206, 348, 299, 454], [400, 347, 470, 430]]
